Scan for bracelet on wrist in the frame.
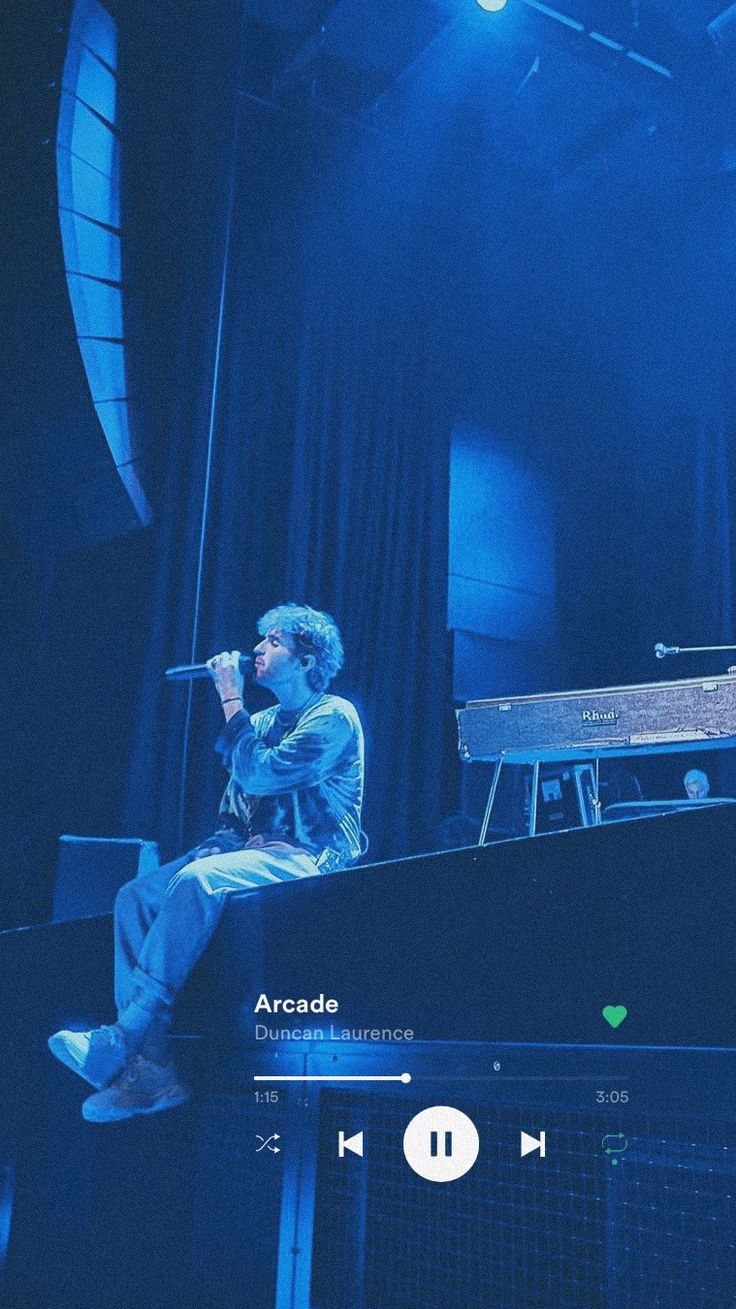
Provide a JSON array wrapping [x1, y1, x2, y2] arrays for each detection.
[[221, 696, 243, 706]]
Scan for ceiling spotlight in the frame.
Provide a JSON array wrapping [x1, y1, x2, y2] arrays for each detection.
[[475, 0, 508, 10]]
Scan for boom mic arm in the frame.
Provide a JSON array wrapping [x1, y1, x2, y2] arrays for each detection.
[[654, 642, 736, 659]]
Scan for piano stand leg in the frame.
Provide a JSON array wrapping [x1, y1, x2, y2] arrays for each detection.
[[528, 760, 540, 837], [479, 758, 504, 845], [593, 757, 602, 826]]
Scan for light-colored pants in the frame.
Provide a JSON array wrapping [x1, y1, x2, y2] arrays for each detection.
[[114, 844, 320, 1014]]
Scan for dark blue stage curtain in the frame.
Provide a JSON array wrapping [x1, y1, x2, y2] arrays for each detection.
[[282, 298, 451, 861], [121, 7, 450, 864]]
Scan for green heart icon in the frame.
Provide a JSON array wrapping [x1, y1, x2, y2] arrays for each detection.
[[602, 1005, 628, 1029]]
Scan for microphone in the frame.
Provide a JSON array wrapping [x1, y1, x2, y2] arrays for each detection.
[[654, 643, 680, 659], [165, 654, 253, 682]]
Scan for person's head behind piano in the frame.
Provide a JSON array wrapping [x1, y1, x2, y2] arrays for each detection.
[[684, 768, 710, 800]]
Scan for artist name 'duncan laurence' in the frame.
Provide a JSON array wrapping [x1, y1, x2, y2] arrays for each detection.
[[254, 1024, 415, 1041]]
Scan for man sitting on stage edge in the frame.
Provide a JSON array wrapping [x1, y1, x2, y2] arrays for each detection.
[[48, 603, 365, 1123]]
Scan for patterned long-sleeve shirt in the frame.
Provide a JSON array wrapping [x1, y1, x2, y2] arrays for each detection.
[[215, 692, 365, 867]]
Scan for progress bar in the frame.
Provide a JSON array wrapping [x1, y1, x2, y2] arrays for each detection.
[[253, 1073, 412, 1083]]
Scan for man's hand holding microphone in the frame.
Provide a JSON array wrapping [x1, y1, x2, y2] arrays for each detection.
[[207, 650, 245, 722]]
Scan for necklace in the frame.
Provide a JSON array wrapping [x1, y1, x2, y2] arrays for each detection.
[[275, 691, 321, 729]]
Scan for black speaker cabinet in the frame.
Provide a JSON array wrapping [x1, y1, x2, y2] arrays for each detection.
[[53, 835, 159, 921]]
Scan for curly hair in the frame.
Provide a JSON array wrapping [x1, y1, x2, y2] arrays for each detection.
[[257, 603, 345, 693]]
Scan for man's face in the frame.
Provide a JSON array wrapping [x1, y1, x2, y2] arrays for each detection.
[[685, 773, 709, 799], [252, 629, 303, 688]]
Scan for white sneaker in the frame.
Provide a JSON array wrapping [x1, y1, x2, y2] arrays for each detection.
[[48, 1024, 129, 1089], [81, 1055, 192, 1123]]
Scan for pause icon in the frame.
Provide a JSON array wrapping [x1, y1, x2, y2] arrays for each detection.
[[403, 1107, 479, 1182], [430, 1130, 453, 1158]]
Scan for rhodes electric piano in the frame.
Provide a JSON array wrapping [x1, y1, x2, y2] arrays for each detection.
[[457, 671, 736, 841]]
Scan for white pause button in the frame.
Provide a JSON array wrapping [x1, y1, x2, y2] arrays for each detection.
[[403, 1107, 480, 1182]]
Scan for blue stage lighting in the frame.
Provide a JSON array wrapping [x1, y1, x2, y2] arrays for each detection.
[[475, 0, 508, 10]]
